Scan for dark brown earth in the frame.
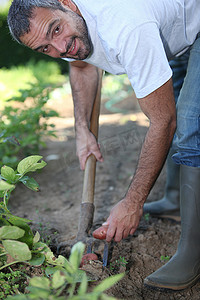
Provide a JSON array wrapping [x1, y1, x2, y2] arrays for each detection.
[[10, 83, 200, 299]]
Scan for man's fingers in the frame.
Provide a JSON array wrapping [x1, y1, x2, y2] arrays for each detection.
[[114, 229, 123, 242], [106, 225, 116, 242], [122, 228, 130, 239], [93, 149, 104, 162], [130, 226, 137, 236]]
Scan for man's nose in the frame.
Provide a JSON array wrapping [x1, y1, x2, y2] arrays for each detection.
[[52, 39, 66, 55]]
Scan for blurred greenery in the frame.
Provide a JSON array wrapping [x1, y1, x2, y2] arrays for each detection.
[[0, 60, 65, 102], [0, 4, 68, 73]]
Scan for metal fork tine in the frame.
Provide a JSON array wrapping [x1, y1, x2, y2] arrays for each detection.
[[102, 242, 109, 267]]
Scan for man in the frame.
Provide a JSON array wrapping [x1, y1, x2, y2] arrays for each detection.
[[7, 0, 200, 291]]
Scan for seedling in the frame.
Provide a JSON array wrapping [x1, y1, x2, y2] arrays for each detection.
[[160, 255, 170, 262], [110, 256, 128, 271], [144, 213, 150, 222]]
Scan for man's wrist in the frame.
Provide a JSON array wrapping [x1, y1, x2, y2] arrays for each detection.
[[75, 122, 89, 133]]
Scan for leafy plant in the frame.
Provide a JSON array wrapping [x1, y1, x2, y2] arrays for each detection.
[[0, 83, 59, 167], [7, 242, 124, 300], [0, 155, 47, 270], [110, 256, 128, 272]]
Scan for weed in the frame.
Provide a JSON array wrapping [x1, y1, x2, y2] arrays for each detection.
[[160, 255, 170, 262], [0, 271, 27, 299], [144, 213, 150, 222], [110, 256, 128, 271]]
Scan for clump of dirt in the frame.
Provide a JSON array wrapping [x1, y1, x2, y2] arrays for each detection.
[[10, 91, 200, 299]]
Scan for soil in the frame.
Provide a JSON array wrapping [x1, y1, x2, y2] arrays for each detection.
[[10, 86, 200, 300]]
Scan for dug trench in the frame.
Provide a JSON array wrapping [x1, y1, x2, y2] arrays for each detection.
[[10, 89, 200, 299]]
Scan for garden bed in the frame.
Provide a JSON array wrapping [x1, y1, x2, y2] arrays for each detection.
[[10, 89, 200, 299]]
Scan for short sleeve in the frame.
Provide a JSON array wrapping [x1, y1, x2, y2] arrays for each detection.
[[118, 23, 172, 98]]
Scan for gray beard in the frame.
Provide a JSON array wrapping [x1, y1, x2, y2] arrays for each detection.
[[65, 10, 93, 60]]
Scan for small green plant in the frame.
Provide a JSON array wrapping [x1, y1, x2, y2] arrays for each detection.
[[160, 255, 170, 262], [144, 213, 150, 222], [0, 270, 27, 298], [110, 256, 128, 272]]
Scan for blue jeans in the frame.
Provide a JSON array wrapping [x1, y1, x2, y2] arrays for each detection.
[[172, 35, 200, 167]]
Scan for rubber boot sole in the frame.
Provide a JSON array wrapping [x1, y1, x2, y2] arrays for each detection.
[[144, 273, 200, 291]]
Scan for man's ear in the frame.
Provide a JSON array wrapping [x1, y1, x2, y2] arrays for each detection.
[[58, 0, 77, 12]]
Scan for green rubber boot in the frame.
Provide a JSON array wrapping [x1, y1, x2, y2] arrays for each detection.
[[144, 165, 200, 291], [143, 148, 180, 221]]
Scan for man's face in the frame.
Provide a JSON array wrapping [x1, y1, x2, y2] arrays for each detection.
[[20, 7, 92, 60]]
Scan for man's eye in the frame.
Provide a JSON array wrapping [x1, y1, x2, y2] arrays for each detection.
[[54, 25, 60, 34], [43, 45, 49, 53]]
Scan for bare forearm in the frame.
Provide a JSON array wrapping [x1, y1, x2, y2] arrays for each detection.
[[69, 62, 99, 131], [126, 78, 176, 206], [69, 62, 103, 169], [126, 119, 176, 205]]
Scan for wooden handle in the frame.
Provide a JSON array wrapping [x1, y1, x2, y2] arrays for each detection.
[[81, 69, 103, 204]]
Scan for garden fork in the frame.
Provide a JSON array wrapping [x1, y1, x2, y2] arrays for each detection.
[[58, 68, 109, 266]]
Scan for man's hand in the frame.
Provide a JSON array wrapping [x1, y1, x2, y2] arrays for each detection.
[[76, 127, 103, 170], [103, 197, 143, 242]]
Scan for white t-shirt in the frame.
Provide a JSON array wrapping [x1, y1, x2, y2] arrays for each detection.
[[63, 0, 200, 98]]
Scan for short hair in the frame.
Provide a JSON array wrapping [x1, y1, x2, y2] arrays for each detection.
[[7, 0, 66, 43]]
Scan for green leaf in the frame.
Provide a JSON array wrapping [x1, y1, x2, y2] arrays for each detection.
[[0, 217, 10, 226], [46, 251, 67, 267], [8, 218, 34, 248], [33, 231, 40, 244], [27, 286, 51, 299], [52, 270, 66, 289], [0, 226, 25, 240], [2, 240, 32, 261], [78, 272, 88, 295], [72, 269, 86, 283], [63, 258, 75, 274], [93, 273, 124, 293], [33, 241, 51, 254], [1, 166, 16, 183], [8, 215, 32, 224], [28, 252, 45, 266], [69, 242, 85, 270], [17, 155, 47, 176], [29, 276, 50, 289], [19, 176, 40, 191], [45, 265, 64, 277], [0, 180, 15, 191]]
